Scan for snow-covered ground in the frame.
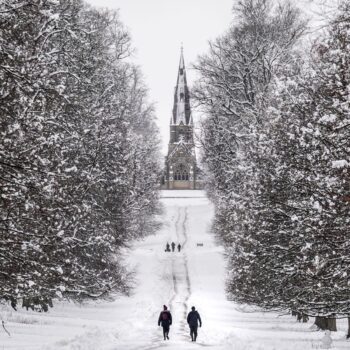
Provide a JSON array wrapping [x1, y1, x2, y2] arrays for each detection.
[[1, 190, 349, 349]]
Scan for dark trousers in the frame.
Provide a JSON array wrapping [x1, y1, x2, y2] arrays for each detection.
[[190, 325, 198, 341], [162, 325, 170, 339]]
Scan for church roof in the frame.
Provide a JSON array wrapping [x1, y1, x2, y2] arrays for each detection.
[[167, 137, 196, 161], [172, 48, 192, 125]]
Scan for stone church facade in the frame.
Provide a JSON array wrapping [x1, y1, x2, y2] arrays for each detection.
[[162, 49, 201, 190]]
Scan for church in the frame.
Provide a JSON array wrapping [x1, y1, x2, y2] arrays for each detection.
[[161, 49, 201, 190]]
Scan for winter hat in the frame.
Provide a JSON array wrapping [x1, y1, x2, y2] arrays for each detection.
[[191, 306, 195, 311], [163, 305, 167, 310]]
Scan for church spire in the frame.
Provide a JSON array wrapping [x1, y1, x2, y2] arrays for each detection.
[[162, 46, 200, 190], [172, 47, 192, 125]]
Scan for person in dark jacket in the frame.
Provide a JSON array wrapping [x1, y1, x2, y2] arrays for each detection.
[[171, 242, 175, 252], [187, 306, 202, 342], [177, 243, 181, 252], [158, 305, 172, 340]]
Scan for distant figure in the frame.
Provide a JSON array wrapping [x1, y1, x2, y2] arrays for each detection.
[[177, 243, 181, 252], [187, 306, 202, 342], [165, 242, 170, 252], [158, 305, 172, 340], [171, 242, 175, 252]]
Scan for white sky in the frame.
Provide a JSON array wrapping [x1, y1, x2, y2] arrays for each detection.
[[85, 0, 234, 154], [85, 0, 336, 154]]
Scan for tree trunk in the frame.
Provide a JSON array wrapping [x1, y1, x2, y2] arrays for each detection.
[[315, 316, 327, 330], [347, 317, 350, 339], [302, 314, 309, 323], [296, 312, 308, 322], [326, 318, 337, 332], [314, 316, 337, 331]]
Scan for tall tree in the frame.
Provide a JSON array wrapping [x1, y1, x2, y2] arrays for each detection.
[[195, 0, 350, 331], [193, 0, 305, 311], [264, 0, 350, 321], [0, 0, 161, 310]]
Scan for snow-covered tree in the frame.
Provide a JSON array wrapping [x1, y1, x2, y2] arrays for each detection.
[[196, 0, 350, 332], [193, 0, 305, 312], [0, 0, 161, 310], [263, 0, 350, 322]]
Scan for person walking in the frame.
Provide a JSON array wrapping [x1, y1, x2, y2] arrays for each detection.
[[177, 243, 181, 252], [165, 242, 170, 252], [158, 305, 172, 340], [187, 306, 202, 342], [171, 242, 175, 252]]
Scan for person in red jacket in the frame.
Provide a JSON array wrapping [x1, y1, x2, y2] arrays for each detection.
[[158, 305, 172, 340]]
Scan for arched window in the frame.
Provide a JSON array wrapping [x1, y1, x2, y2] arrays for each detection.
[[174, 164, 189, 181]]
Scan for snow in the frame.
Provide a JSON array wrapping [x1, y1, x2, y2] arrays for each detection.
[[1, 190, 349, 349], [321, 330, 333, 349], [331, 160, 349, 168], [319, 114, 337, 123], [64, 166, 77, 173]]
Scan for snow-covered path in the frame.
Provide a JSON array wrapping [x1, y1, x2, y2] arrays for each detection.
[[1, 190, 349, 349]]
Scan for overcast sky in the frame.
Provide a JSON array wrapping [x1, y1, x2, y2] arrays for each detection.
[[85, 0, 336, 154], [85, 0, 233, 153]]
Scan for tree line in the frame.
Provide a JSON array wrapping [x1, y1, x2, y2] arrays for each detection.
[[193, 0, 350, 334], [0, 0, 161, 311]]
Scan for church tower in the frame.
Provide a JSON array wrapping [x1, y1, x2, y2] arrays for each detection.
[[162, 48, 199, 190]]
